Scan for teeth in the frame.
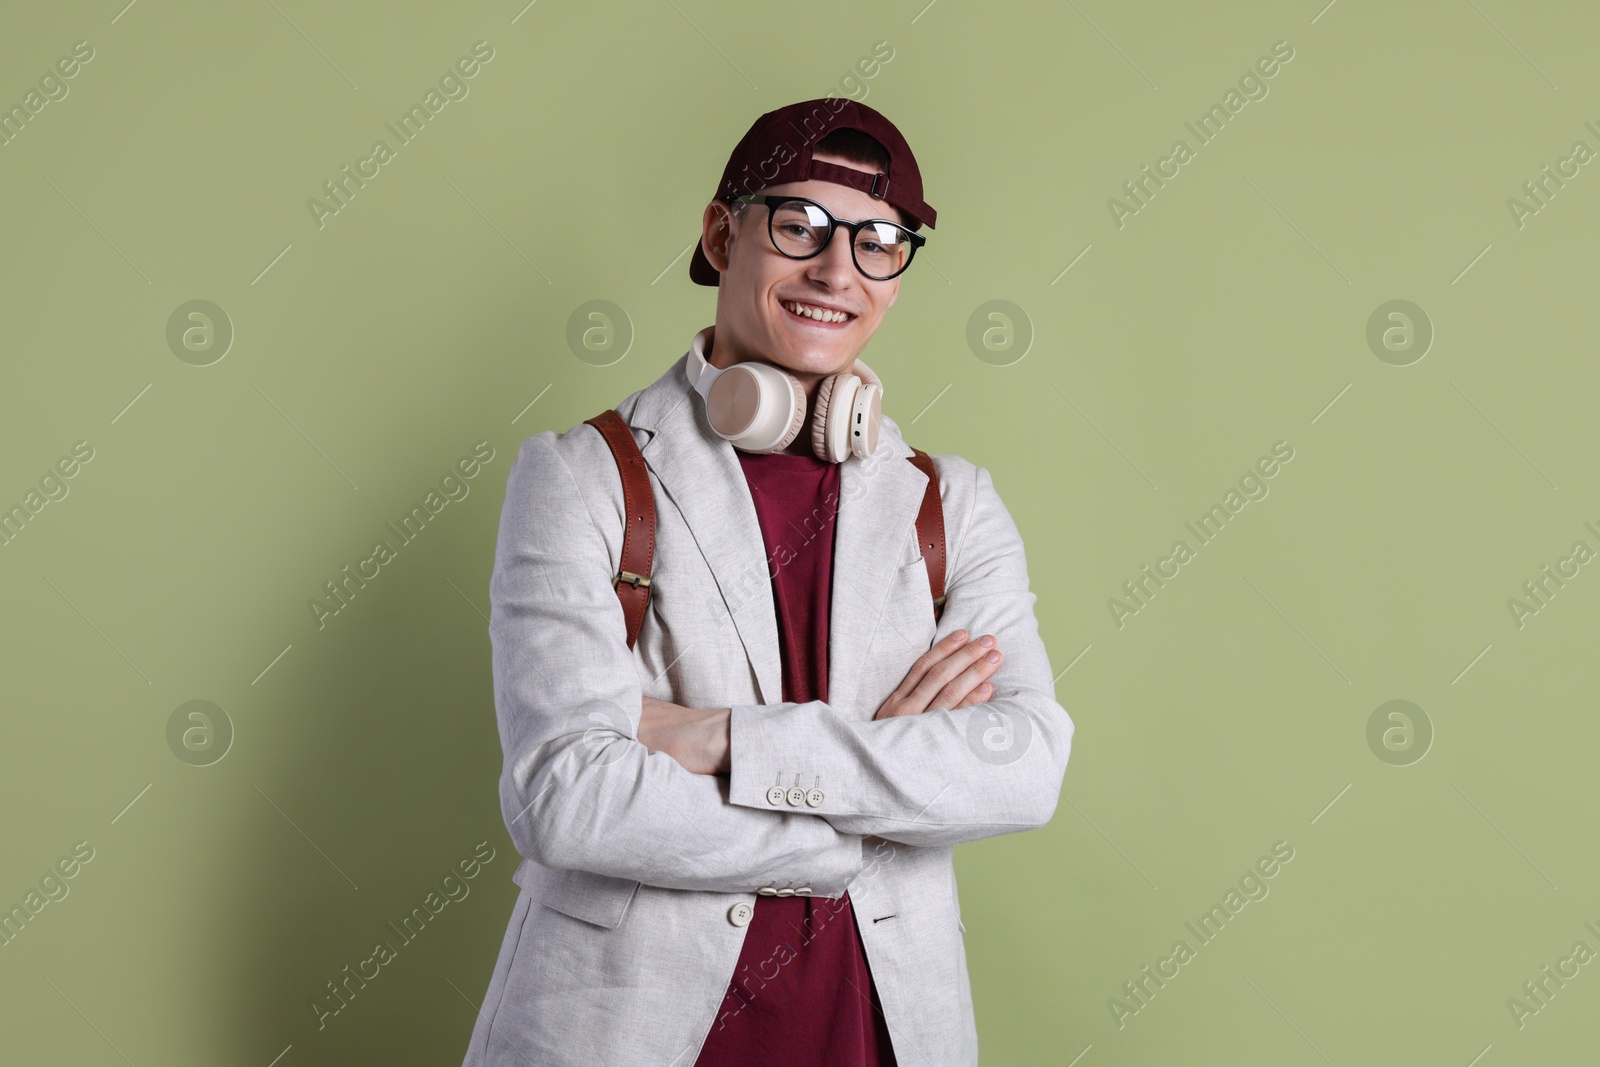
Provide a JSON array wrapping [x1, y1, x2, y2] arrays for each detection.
[[784, 300, 851, 323]]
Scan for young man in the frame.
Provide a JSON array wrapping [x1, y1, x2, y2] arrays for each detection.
[[462, 99, 1073, 1067]]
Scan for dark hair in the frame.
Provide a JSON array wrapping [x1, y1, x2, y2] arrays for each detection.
[[812, 126, 891, 172]]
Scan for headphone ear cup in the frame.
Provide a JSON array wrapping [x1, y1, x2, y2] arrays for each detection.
[[706, 362, 806, 453], [850, 380, 882, 460], [810, 365, 884, 462], [810, 373, 844, 462]]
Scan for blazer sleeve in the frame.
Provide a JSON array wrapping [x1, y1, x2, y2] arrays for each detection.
[[489, 432, 864, 897], [724, 459, 1075, 848]]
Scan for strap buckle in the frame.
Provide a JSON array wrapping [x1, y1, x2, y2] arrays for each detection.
[[615, 570, 652, 589], [869, 171, 888, 198]]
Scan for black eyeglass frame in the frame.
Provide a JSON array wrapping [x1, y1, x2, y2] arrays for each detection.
[[731, 194, 926, 281]]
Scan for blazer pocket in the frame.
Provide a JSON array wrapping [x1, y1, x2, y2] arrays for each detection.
[[898, 541, 927, 571], [889, 551, 931, 598], [882, 554, 937, 633], [513, 856, 640, 929]]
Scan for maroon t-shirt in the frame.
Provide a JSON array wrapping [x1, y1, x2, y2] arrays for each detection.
[[693, 450, 898, 1066]]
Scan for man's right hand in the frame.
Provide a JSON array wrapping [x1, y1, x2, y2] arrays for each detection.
[[873, 629, 1004, 720]]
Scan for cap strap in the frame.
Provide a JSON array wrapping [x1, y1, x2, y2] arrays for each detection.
[[807, 158, 889, 200]]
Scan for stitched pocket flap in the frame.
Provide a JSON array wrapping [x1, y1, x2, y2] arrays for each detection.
[[513, 856, 640, 929]]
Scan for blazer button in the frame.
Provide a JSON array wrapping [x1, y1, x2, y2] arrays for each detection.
[[786, 786, 807, 806], [775, 887, 795, 897], [805, 788, 825, 807], [728, 902, 754, 927], [794, 887, 813, 896], [766, 786, 788, 806], [756, 886, 778, 896]]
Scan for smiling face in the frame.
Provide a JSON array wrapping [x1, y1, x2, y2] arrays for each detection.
[[699, 149, 909, 394]]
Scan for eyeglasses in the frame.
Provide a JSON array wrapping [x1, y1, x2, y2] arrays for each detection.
[[732, 194, 925, 281]]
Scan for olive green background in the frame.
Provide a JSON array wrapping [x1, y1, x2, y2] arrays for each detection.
[[3, 0, 1598, 1063]]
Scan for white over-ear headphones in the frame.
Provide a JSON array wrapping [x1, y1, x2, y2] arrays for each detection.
[[684, 328, 883, 463]]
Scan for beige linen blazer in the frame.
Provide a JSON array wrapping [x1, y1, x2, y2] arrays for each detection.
[[462, 333, 1074, 1066]]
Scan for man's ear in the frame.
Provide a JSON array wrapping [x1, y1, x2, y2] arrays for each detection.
[[701, 202, 736, 273]]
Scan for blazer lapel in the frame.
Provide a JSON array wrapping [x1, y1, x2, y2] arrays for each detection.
[[626, 345, 930, 717], [630, 355, 784, 706], [827, 421, 929, 716]]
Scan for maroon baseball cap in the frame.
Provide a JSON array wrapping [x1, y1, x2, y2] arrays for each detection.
[[689, 98, 937, 286]]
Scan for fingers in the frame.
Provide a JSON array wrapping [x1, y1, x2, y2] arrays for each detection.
[[876, 631, 973, 719], [928, 646, 1002, 712], [910, 629, 973, 674], [876, 630, 1005, 719], [955, 681, 994, 708], [910, 634, 1002, 713]]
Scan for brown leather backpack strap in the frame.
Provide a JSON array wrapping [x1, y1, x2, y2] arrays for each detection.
[[906, 448, 947, 622], [583, 410, 656, 650]]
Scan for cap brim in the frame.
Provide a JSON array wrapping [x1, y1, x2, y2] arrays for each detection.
[[689, 239, 719, 286]]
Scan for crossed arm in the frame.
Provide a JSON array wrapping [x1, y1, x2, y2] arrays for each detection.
[[489, 434, 1073, 897], [643, 462, 1075, 849], [636, 623, 1005, 777]]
